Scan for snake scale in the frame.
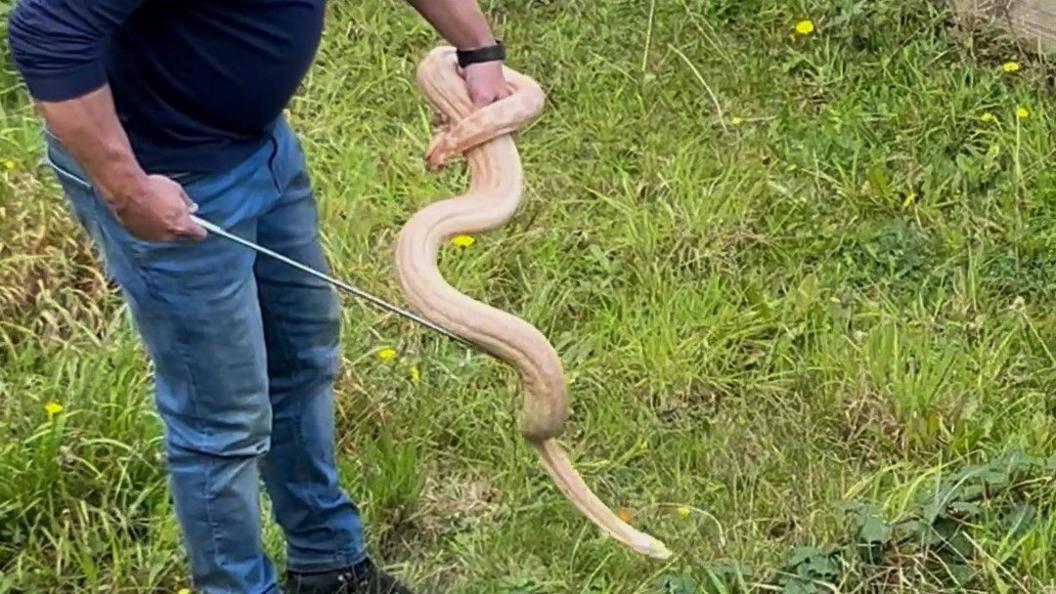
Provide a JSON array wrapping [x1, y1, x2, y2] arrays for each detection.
[[393, 46, 672, 561]]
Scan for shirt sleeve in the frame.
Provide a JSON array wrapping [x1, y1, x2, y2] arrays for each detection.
[[6, 0, 148, 101]]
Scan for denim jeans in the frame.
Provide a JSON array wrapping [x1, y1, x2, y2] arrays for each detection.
[[44, 118, 366, 593]]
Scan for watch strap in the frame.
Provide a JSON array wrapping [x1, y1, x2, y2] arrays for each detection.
[[456, 41, 505, 68]]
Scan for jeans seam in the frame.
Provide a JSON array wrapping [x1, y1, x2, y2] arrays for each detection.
[[167, 308, 223, 589], [260, 279, 347, 566], [260, 128, 352, 566]]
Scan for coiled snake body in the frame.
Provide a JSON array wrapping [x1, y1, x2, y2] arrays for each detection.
[[393, 46, 671, 560]]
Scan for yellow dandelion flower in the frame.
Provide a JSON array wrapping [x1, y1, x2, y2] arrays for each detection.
[[3, 160, 15, 170], [794, 20, 815, 36], [408, 364, 420, 384], [44, 402, 64, 417], [1002, 61, 1020, 73], [978, 112, 995, 123], [730, 116, 745, 126], [1016, 106, 1030, 120], [451, 234, 475, 248], [676, 506, 692, 518], [376, 347, 397, 361]]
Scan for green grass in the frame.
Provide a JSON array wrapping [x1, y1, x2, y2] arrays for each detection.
[[2, 0, 1055, 592]]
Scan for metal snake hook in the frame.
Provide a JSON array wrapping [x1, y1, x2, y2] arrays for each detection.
[[190, 214, 477, 349]]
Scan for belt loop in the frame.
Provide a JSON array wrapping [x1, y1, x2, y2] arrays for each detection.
[[266, 128, 282, 193]]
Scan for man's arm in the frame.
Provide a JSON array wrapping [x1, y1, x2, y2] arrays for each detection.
[[7, 0, 204, 241], [404, 0, 497, 49], [404, 0, 511, 106]]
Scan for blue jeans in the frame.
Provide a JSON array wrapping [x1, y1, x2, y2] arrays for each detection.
[[44, 118, 366, 593]]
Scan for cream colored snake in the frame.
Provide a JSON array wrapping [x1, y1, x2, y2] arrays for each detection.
[[393, 46, 672, 561]]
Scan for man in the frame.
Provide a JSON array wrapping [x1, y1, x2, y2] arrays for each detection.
[[6, 1, 509, 593]]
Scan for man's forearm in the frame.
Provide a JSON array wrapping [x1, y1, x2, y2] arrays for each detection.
[[37, 85, 149, 210], [7, 0, 152, 212], [34, 85, 204, 242], [404, 0, 498, 49]]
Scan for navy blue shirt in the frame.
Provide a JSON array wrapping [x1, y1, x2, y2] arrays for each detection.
[[7, 0, 326, 175]]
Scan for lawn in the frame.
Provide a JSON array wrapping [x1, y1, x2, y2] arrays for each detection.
[[1, 1, 1054, 592]]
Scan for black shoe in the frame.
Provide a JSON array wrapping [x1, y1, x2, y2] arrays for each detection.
[[284, 558, 418, 594]]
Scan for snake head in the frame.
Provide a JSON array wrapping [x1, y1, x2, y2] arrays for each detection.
[[424, 129, 457, 171], [423, 105, 459, 171], [430, 109, 450, 129], [423, 94, 536, 171]]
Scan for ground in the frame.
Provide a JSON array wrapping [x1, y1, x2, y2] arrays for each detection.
[[1, 1, 1054, 593]]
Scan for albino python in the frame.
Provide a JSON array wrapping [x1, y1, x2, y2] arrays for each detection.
[[393, 46, 672, 561]]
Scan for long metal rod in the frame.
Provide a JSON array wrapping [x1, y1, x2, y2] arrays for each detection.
[[190, 214, 476, 349], [38, 149, 460, 346]]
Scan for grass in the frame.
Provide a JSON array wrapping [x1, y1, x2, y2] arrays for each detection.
[[1, 0, 1055, 592]]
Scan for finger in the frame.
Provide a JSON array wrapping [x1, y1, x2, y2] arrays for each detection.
[[184, 224, 208, 241], [179, 190, 199, 213], [175, 218, 208, 241]]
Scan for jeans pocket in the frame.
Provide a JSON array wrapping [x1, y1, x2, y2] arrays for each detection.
[[44, 143, 104, 231], [42, 141, 164, 267]]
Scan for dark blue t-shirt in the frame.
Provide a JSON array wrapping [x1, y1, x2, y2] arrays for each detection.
[[7, 0, 326, 175]]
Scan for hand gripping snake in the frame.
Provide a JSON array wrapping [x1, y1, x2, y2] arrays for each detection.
[[393, 46, 672, 561]]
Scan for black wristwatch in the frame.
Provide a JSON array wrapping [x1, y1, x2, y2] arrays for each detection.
[[456, 41, 505, 68]]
